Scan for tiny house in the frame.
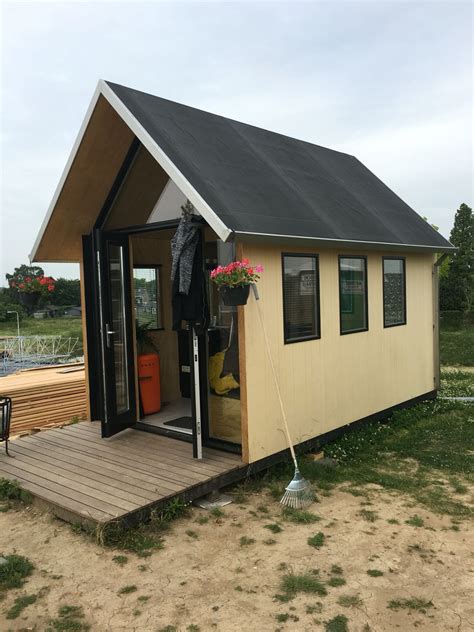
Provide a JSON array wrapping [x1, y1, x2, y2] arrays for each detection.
[[31, 80, 454, 472]]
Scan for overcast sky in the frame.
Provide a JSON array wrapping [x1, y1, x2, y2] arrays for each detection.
[[1, 0, 472, 283]]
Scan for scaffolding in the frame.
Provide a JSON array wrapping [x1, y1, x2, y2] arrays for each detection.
[[0, 336, 80, 375]]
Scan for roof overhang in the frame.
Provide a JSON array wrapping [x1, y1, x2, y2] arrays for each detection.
[[234, 231, 456, 253], [31, 79, 232, 263]]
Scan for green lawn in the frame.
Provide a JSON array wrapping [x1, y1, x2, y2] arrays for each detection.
[[440, 321, 474, 367], [0, 317, 83, 356]]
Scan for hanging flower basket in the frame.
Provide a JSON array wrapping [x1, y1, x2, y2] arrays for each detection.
[[7, 269, 56, 315], [210, 259, 263, 307], [18, 291, 41, 309], [220, 284, 251, 306]]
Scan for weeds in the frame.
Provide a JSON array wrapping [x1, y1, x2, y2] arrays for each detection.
[[282, 508, 321, 523], [405, 515, 425, 527], [0, 553, 34, 592], [330, 565, 343, 575], [112, 555, 128, 566], [337, 594, 363, 608], [195, 515, 209, 525], [239, 536, 255, 546], [327, 576, 346, 587], [185, 530, 198, 539], [358, 509, 378, 522], [308, 532, 325, 549], [325, 614, 349, 631], [367, 569, 384, 577], [279, 572, 328, 599], [118, 584, 138, 595], [264, 523, 282, 533], [6, 593, 37, 619], [210, 507, 225, 518], [388, 597, 434, 613], [263, 538, 277, 545], [47, 605, 90, 631]]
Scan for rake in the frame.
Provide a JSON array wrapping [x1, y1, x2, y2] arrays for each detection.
[[251, 284, 314, 509]]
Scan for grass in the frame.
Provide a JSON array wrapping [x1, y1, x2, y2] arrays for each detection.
[[0, 554, 34, 593], [6, 593, 37, 619], [210, 507, 225, 518], [440, 321, 474, 367], [331, 565, 343, 575], [440, 369, 474, 397], [297, 396, 474, 518], [405, 514, 425, 527], [279, 572, 328, 599], [185, 529, 198, 539], [282, 508, 321, 523], [325, 614, 349, 631], [47, 605, 90, 631], [327, 576, 346, 587], [239, 536, 255, 546], [388, 597, 434, 613], [358, 509, 379, 522], [307, 532, 325, 548], [367, 569, 384, 577], [112, 555, 128, 566], [264, 523, 282, 533], [337, 593, 363, 608], [0, 316, 84, 357], [118, 584, 138, 595], [97, 497, 189, 555]]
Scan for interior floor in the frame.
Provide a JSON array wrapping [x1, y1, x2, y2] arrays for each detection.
[[141, 397, 192, 435]]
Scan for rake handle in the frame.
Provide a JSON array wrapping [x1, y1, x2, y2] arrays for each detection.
[[251, 284, 298, 469]]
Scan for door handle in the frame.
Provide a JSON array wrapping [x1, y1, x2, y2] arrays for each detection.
[[106, 323, 116, 348]]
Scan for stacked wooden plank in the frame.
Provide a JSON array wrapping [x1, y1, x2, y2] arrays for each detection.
[[0, 365, 87, 434]]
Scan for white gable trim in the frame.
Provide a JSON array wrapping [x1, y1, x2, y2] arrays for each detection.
[[31, 80, 232, 262], [100, 80, 231, 241], [30, 83, 103, 262]]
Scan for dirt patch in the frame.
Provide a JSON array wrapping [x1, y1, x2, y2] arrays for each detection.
[[1, 486, 473, 631]]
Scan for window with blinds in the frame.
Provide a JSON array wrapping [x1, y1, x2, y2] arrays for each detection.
[[383, 257, 406, 327], [282, 254, 320, 343], [133, 266, 163, 330], [339, 256, 368, 334]]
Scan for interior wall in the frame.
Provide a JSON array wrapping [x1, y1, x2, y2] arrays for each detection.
[[130, 231, 181, 405], [239, 243, 435, 463]]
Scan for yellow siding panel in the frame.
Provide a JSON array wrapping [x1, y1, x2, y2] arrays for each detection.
[[241, 244, 435, 462]]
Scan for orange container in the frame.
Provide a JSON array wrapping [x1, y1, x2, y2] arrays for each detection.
[[138, 353, 161, 415]]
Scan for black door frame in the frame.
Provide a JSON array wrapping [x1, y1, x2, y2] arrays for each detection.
[[83, 216, 242, 454]]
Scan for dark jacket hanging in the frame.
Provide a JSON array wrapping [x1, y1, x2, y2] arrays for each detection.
[[171, 223, 209, 332]]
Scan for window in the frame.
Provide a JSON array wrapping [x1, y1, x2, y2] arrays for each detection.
[[339, 256, 368, 334], [133, 266, 163, 330], [383, 257, 406, 327], [282, 254, 320, 343]]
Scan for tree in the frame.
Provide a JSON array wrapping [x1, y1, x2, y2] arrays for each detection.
[[50, 278, 81, 306], [440, 203, 473, 311]]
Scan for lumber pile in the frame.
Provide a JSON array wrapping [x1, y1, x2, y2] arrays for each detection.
[[0, 364, 87, 434]]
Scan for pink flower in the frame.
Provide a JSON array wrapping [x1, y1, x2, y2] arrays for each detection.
[[255, 265, 264, 273]]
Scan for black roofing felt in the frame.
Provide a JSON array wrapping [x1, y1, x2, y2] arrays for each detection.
[[106, 81, 452, 249]]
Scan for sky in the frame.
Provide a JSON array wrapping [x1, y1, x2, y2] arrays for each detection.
[[1, 0, 472, 283]]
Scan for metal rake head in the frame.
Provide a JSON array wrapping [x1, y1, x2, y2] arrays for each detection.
[[280, 468, 314, 509]]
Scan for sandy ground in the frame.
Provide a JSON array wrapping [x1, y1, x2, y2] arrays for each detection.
[[1, 486, 473, 632]]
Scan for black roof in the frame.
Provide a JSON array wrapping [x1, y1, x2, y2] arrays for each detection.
[[106, 81, 453, 250]]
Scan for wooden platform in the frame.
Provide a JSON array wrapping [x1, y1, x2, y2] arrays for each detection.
[[0, 422, 242, 528], [0, 364, 87, 434]]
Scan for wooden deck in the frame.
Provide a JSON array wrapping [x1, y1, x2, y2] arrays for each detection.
[[0, 422, 243, 528]]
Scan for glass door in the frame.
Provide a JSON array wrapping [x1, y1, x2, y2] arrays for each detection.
[[98, 231, 137, 437]]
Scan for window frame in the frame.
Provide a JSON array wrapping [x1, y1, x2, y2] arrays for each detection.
[[281, 252, 321, 345], [382, 256, 407, 328], [338, 255, 369, 335], [133, 264, 164, 331]]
